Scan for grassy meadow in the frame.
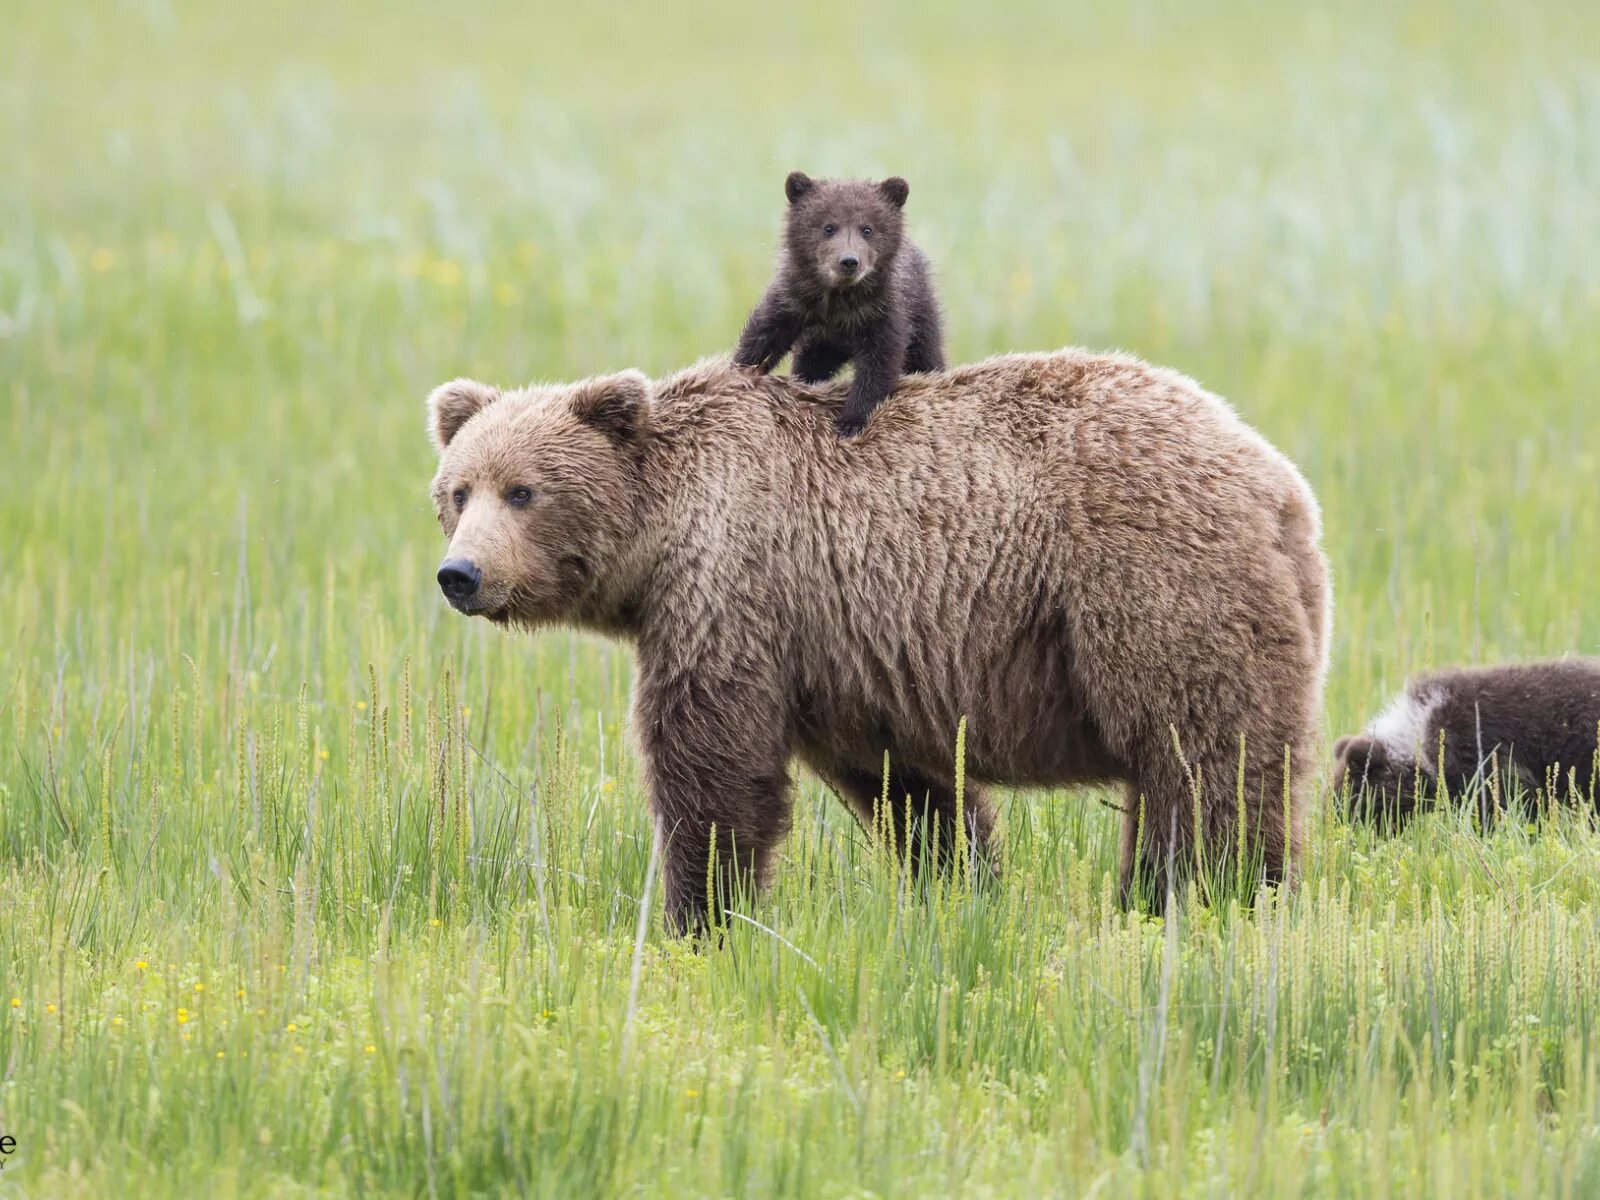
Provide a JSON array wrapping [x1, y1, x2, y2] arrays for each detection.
[[4, 1, 1600, 1194]]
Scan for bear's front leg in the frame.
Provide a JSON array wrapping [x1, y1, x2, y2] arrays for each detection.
[[634, 661, 793, 937], [790, 336, 851, 385], [733, 287, 806, 375], [837, 319, 910, 437], [815, 759, 1000, 880]]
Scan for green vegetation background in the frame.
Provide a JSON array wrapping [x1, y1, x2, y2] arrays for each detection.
[[2, 1, 1598, 1195]]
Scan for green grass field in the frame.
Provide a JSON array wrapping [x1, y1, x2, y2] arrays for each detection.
[[4, 1, 1600, 1194]]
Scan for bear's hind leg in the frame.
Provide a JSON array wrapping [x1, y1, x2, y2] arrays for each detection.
[[1119, 736, 1303, 912], [902, 311, 945, 374], [1117, 777, 1196, 912]]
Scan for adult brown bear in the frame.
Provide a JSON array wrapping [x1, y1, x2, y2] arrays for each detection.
[[426, 351, 1331, 933]]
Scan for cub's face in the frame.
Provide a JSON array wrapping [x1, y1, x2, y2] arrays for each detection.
[[783, 172, 908, 289], [1332, 735, 1429, 829], [426, 372, 649, 627]]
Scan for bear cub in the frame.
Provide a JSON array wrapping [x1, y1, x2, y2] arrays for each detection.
[[734, 171, 945, 437], [1334, 658, 1600, 829]]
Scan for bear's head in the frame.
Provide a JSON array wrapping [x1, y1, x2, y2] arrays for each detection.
[[427, 371, 650, 628], [782, 172, 909, 291], [1332, 734, 1430, 829]]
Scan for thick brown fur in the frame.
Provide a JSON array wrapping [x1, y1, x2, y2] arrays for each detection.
[[427, 351, 1332, 934], [1334, 659, 1600, 830], [733, 172, 944, 437]]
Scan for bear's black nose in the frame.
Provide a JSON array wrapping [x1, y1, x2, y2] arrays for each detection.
[[437, 558, 482, 604], [837, 253, 859, 273]]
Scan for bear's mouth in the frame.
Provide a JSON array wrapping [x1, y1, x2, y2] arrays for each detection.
[[486, 605, 512, 625], [826, 266, 871, 289]]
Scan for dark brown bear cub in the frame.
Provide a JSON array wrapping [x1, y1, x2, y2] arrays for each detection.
[[1334, 658, 1600, 829], [734, 171, 944, 437]]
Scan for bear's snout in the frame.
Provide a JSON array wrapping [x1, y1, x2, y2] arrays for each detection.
[[837, 252, 859, 275], [436, 557, 483, 608]]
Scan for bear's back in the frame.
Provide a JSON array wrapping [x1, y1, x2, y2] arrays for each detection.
[[646, 351, 1318, 567], [1409, 659, 1600, 771]]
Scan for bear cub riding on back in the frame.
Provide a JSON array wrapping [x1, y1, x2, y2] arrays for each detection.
[[734, 171, 945, 437]]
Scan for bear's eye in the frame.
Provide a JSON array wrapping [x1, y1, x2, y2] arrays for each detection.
[[451, 488, 467, 511], [861, 225, 872, 237], [506, 486, 534, 507], [822, 223, 837, 237]]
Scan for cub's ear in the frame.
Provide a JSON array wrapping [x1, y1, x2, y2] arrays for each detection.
[[570, 369, 651, 444], [428, 378, 502, 452], [878, 176, 910, 208], [1333, 735, 1378, 782], [1343, 736, 1383, 767], [785, 171, 814, 204]]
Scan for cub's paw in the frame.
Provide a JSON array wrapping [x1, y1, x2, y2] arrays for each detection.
[[834, 411, 868, 438], [733, 345, 781, 375]]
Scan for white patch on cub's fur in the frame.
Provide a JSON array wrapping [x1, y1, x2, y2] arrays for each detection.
[[1366, 683, 1444, 763]]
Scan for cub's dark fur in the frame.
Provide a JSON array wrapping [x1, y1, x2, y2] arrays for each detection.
[[734, 171, 944, 437], [1334, 658, 1600, 829]]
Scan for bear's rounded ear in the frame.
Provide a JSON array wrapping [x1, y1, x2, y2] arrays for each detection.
[[570, 369, 650, 445], [428, 378, 502, 452], [785, 171, 814, 204], [878, 176, 910, 208], [1335, 735, 1380, 772]]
